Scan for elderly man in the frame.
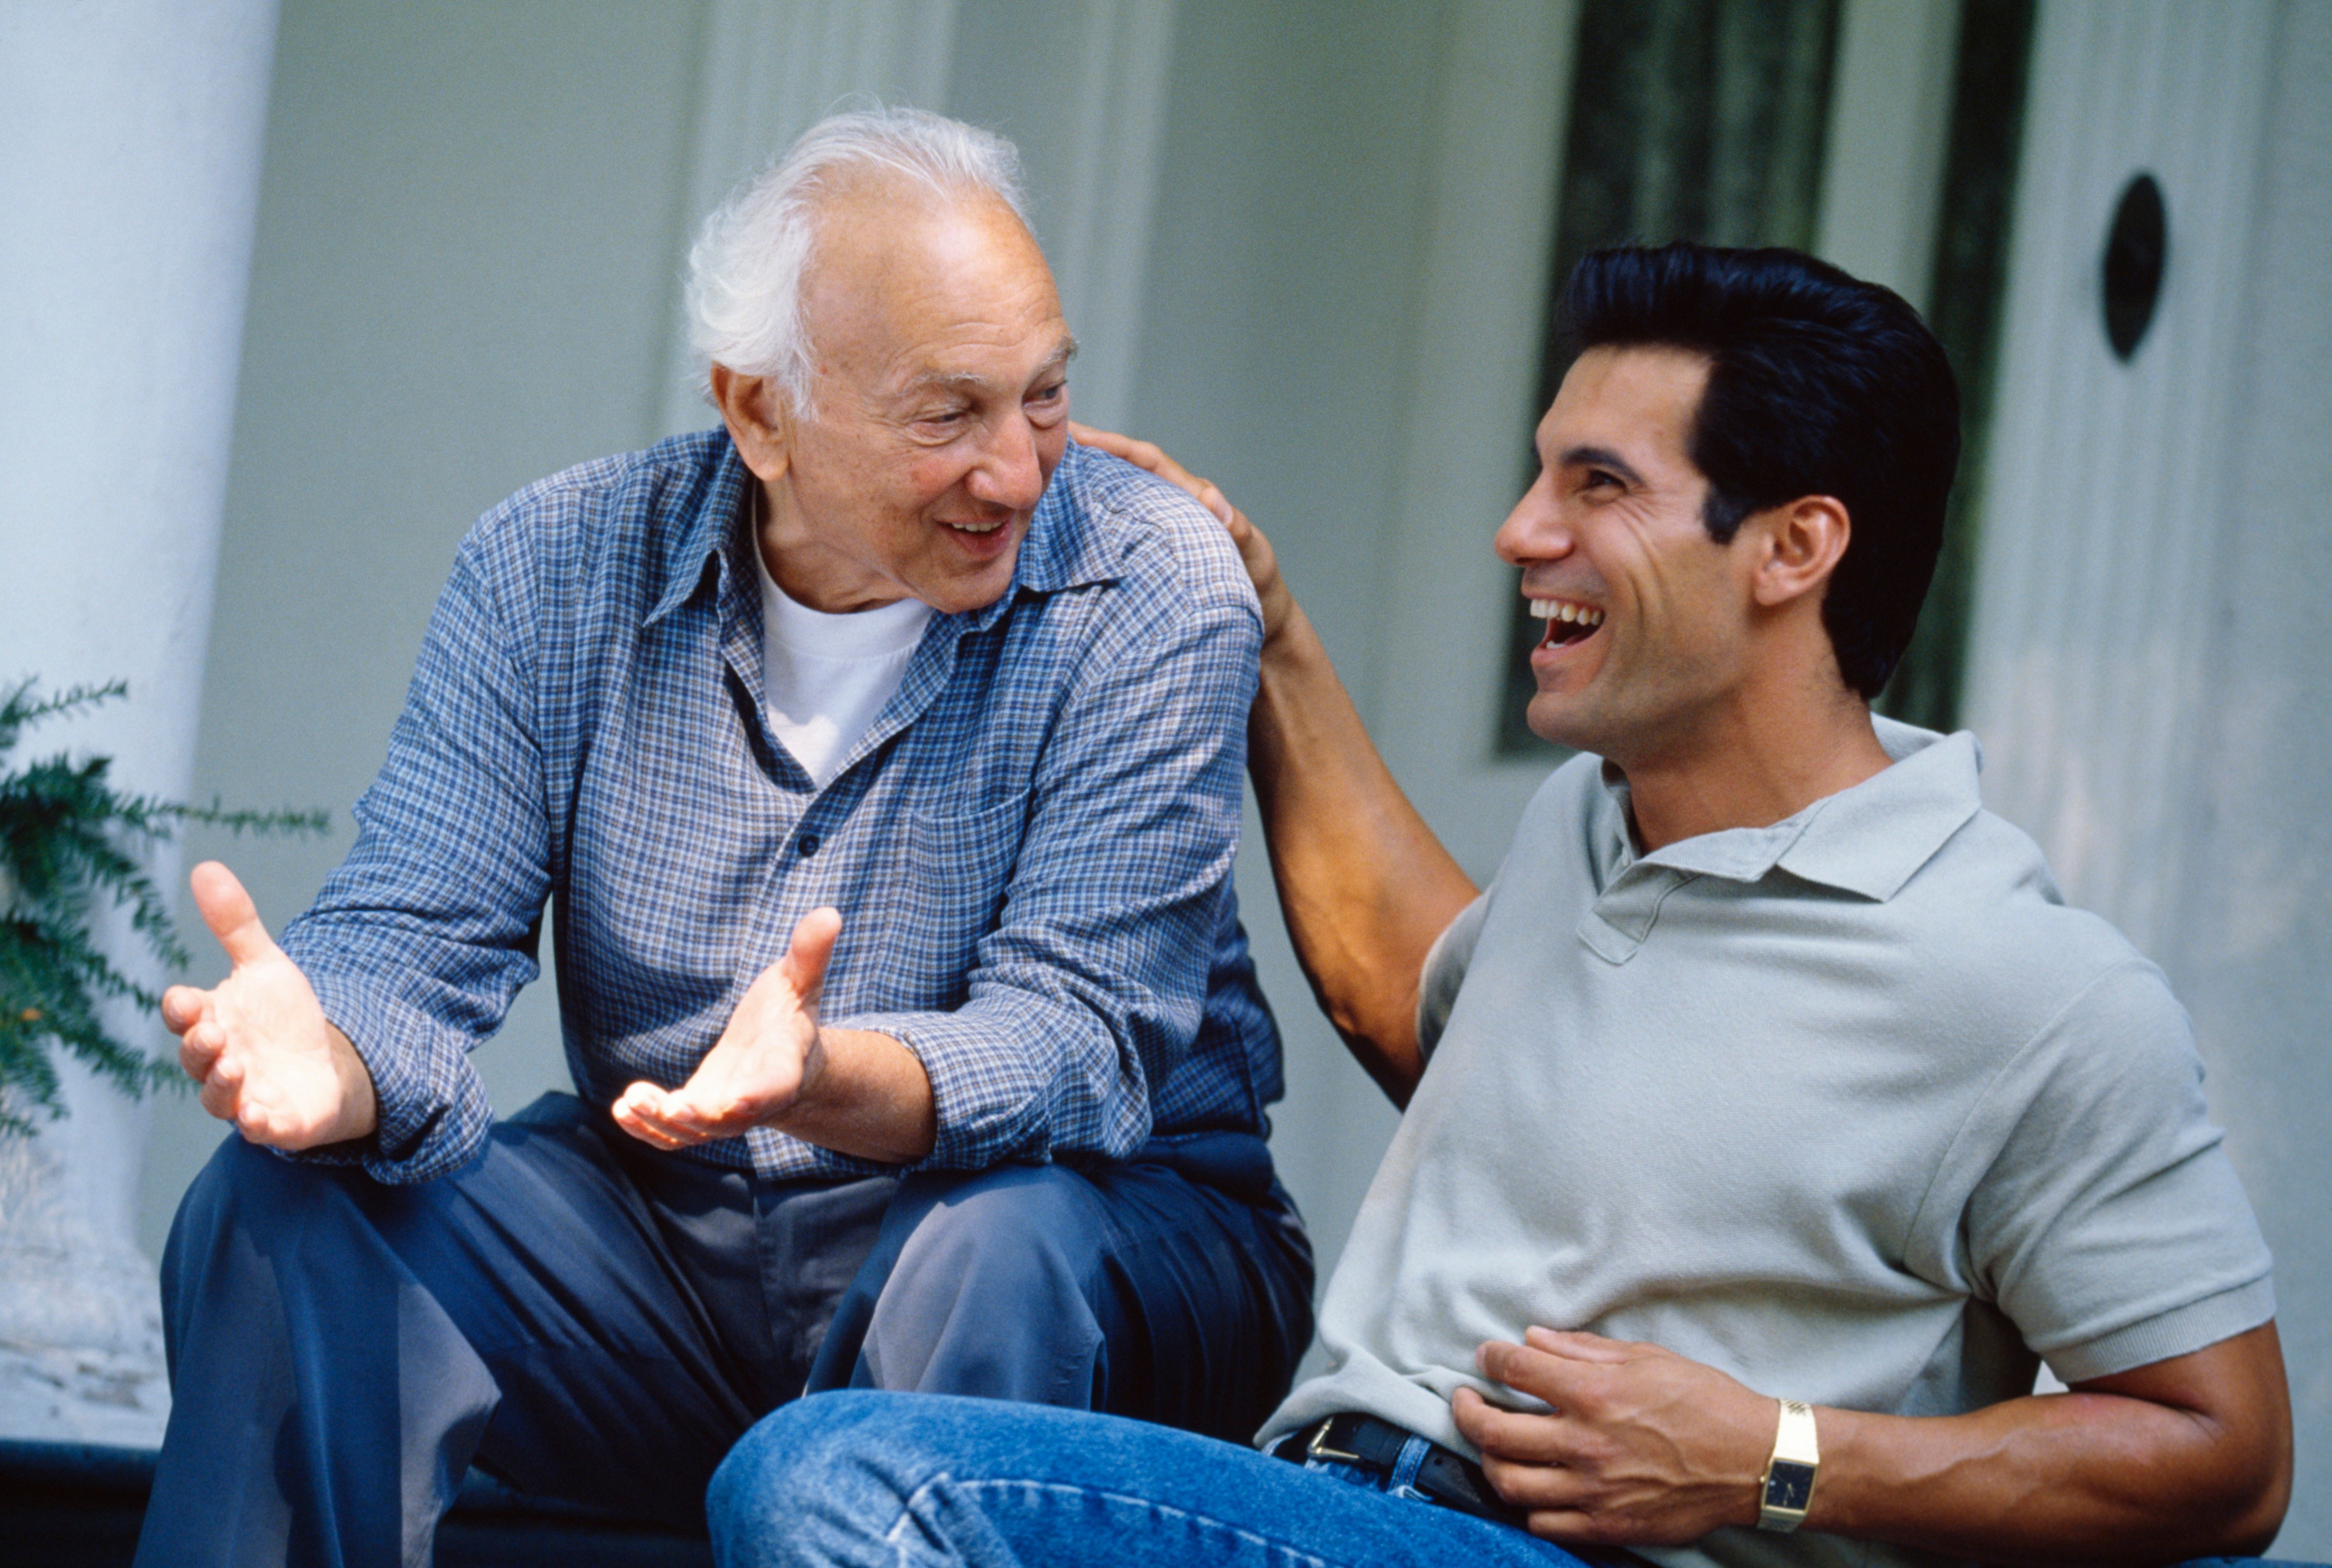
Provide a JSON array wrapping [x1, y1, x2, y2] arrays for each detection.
[[707, 243, 2291, 1568], [138, 108, 1311, 1567]]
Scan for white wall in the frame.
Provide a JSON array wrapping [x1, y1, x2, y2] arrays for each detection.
[[2157, 2, 2332, 1550], [1957, 1, 2331, 1551]]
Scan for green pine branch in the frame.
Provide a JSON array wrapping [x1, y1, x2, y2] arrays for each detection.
[[0, 678, 327, 1136]]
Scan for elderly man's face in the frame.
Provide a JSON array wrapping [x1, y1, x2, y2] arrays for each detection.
[[732, 186, 1074, 616]]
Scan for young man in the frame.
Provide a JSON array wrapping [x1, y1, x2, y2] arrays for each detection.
[[140, 109, 1310, 1567], [704, 244, 2291, 1568]]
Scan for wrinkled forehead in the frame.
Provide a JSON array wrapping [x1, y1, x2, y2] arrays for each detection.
[[799, 176, 1065, 388]]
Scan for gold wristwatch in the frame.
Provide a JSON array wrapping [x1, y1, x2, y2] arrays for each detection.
[[1757, 1399, 1819, 1532]]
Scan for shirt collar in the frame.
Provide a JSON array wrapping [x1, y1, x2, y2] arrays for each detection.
[[1600, 717, 1984, 902], [641, 434, 1124, 634], [644, 432, 753, 630]]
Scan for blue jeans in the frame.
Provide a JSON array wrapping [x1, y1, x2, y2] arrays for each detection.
[[707, 1391, 1606, 1568]]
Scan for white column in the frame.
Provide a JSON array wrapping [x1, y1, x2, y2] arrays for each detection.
[[0, 0, 280, 1445]]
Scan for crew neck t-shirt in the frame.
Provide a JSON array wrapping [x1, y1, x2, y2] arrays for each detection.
[[1259, 719, 2273, 1568], [754, 549, 932, 789]]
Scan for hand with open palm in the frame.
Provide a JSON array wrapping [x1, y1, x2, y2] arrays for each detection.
[[612, 906, 842, 1150], [162, 861, 377, 1149]]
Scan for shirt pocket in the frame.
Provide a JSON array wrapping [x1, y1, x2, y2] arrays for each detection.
[[895, 789, 1032, 1004]]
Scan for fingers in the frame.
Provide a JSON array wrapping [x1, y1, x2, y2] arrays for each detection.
[[611, 1082, 703, 1150], [782, 906, 842, 1004], [1068, 422, 1236, 525], [1479, 1339, 1577, 1403], [179, 1016, 225, 1082], [1451, 1385, 1572, 1465], [1069, 422, 1176, 476], [1480, 1329, 1638, 1402], [1524, 1325, 1634, 1361], [161, 983, 209, 1035], [189, 861, 283, 968]]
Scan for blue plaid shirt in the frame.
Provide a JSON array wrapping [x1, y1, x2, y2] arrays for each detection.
[[281, 433, 1283, 1184]]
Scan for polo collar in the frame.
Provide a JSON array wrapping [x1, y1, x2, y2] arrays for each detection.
[[1601, 718, 1983, 902]]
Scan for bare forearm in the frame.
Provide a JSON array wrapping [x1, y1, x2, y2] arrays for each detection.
[[1817, 1401, 2277, 1561], [1812, 1326, 2292, 1564], [774, 1025, 937, 1164], [1249, 601, 1477, 1105]]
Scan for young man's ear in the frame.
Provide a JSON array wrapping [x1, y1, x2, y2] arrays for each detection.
[[710, 363, 793, 484], [1749, 495, 1851, 609]]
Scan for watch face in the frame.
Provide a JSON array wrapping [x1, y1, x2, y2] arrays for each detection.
[[1765, 1461, 1815, 1512]]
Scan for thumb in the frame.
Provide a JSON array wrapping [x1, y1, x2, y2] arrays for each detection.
[[190, 861, 283, 969], [782, 906, 842, 1007]]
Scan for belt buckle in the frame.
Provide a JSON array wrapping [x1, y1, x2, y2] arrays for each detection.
[[1304, 1417, 1366, 1466]]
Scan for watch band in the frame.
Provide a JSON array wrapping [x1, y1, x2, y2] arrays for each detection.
[[1757, 1399, 1820, 1532]]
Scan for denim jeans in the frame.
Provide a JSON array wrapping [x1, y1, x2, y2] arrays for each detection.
[[707, 1390, 1606, 1568]]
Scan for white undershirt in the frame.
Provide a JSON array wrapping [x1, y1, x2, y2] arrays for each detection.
[[754, 548, 932, 789]]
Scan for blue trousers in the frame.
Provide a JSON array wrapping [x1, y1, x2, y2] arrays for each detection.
[[707, 1390, 1607, 1568], [134, 1093, 1312, 1568]]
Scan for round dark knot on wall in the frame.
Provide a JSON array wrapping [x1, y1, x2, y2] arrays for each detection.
[[2102, 172, 2167, 362]]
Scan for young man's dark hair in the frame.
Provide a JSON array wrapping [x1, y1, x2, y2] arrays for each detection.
[[1560, 242, 1961, 698]]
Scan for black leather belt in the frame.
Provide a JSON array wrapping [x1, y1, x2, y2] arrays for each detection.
[[1272, 1411, 1527, 1529]]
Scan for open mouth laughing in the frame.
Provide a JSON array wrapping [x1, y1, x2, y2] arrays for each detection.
[[1531, 596, 1605, 649]]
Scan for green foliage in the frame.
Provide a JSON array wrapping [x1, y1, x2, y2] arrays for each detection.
[[0, 679, 327, 1135]]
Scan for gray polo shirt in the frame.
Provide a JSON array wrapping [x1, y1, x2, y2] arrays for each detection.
[[1261, 721, 2273, 1568]]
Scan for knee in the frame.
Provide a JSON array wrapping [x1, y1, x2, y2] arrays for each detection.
[[858, 1168, 1113, 1400], [887, 1165, 1111, 1299], [160, 1134, 350, 1313], [707, 1393, 925, 1567]]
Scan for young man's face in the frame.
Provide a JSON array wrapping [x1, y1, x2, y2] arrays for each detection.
[[1494, 345, 1766, 765], [747, 187, 1076, 615]]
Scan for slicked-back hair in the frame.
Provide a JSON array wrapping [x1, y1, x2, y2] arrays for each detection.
[[686, 105, 1029, 417], [1559, 243, 1961, 699]]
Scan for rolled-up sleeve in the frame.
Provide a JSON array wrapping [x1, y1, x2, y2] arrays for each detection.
[[280, 537, 550, 1183]]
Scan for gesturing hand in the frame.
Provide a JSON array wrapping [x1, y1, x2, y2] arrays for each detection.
[[1451, 1327, 1779, 1547], [162, 861, 378, 1149], [612, 907, 842, 1150], [1069, 422, 1294, 643]]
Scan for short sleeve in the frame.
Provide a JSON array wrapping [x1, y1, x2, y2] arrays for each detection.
[[1952, 960, 2275, 1382], [1415, 891, 1492, 1061]]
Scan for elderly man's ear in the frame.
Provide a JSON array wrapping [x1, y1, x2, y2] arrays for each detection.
[[711, 363, 793, 483]]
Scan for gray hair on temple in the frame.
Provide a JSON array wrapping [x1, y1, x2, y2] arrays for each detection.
[[685, 104, 1030, 417]]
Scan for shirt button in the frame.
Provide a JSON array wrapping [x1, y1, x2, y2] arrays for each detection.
[[796, 834, 820, 857]]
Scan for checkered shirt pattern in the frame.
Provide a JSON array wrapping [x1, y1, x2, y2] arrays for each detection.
[[280, 433, 1284, 1183]]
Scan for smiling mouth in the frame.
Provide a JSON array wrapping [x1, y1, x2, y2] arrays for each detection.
[[945, 516, 1009, 536], [1530, 597, 1604, 649]]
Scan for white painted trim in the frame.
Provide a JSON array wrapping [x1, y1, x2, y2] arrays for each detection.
[[1366, 0, 1581, 882], [1816, 0, 1964, 311], [1959, 0, 2277, 956], [655, 0, 963, 437]]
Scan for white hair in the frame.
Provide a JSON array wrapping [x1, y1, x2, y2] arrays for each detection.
[[685, 104, 1029, 415]]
